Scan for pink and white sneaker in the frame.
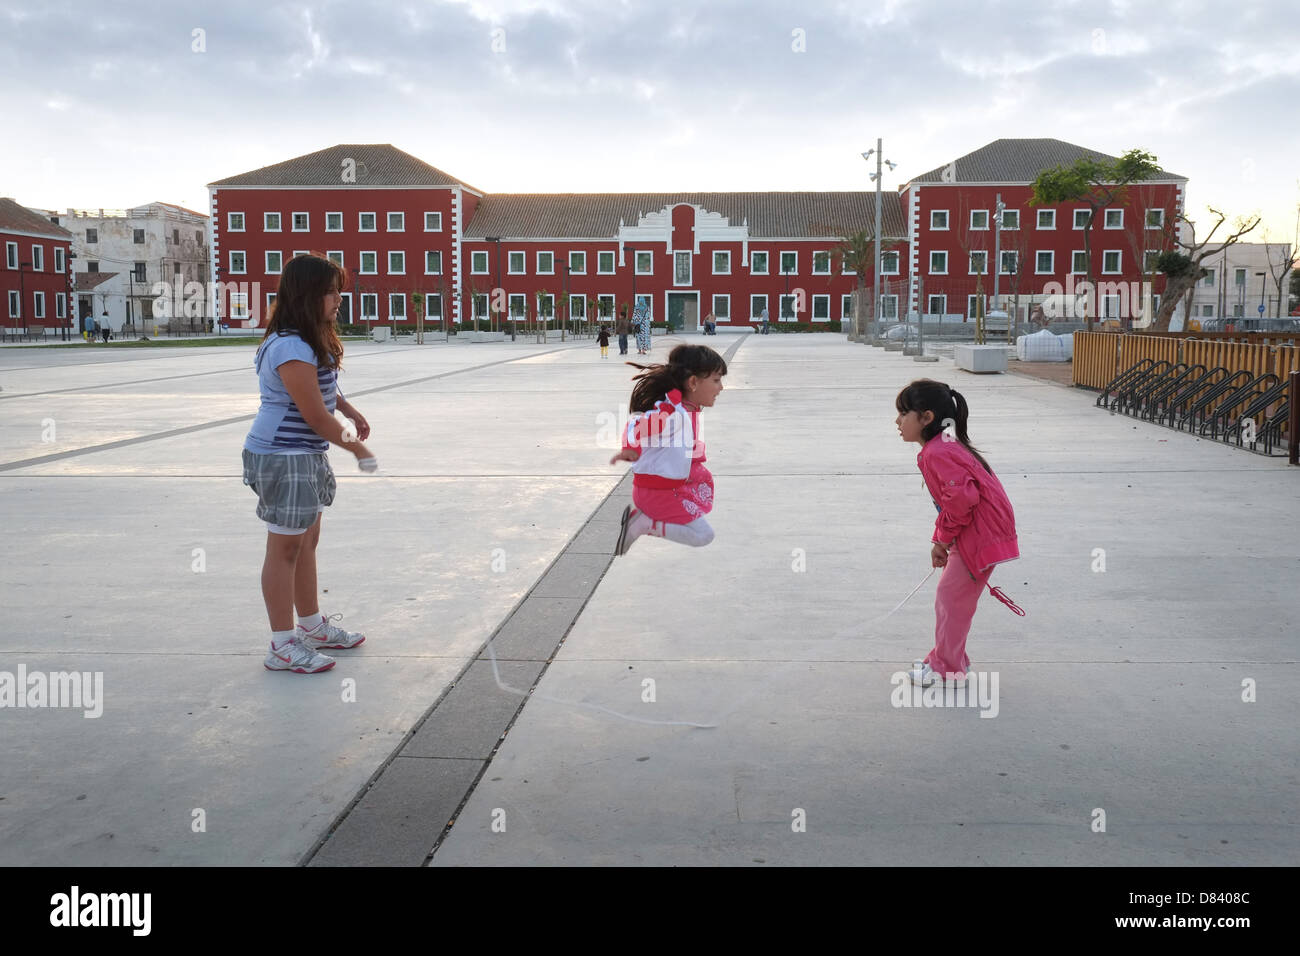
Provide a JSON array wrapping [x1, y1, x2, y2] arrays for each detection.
[[300, 614, 367, 650], [264, 637, 335, 674]]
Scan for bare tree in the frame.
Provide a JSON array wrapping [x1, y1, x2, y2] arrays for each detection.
[[1150, 208, 1262, 332], [1263, 226, 1297, 319]]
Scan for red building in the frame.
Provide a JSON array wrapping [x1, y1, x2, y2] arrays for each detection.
[[207, 139, 1185, 331], [1, 198, 75, 335]]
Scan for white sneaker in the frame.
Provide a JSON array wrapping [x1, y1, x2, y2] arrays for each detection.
[[264, 636, 335, 674], [907, 662, 972, 688], [300, 614, 366, 650]]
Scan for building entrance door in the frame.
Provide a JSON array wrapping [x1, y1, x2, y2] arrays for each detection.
[[667, 293, 699, 333]]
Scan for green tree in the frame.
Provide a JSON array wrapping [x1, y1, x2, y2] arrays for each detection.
[[831, 229, 901, 338], [1029, 148, 1162, 330]]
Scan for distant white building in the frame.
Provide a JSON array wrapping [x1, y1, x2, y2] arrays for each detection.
[[57, 203, 210, 333], [1173, 239, 1293, 329]]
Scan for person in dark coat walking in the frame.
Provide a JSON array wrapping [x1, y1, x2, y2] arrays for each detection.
[[597, 325, 610, 358], [615, 308, 631, 355]]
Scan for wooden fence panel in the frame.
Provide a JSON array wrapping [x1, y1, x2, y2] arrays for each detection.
[[1072, 332, 1120, 388]]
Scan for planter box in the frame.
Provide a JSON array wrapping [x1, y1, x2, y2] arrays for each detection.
[[954, 344, 1009, 373], [371, 326, 391, 343], [468, 331, 506, 343]]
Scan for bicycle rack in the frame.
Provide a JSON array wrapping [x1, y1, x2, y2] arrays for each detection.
[[1116, 360, 1172, 417], [1096, 359, 1155, 411], [1201, 373, 1278, 440], [1140, 364, 1193, 422], [1179, 369, 1253, 433], [1157, 365, 1222, 429], [1222, 377, 1288, 451]]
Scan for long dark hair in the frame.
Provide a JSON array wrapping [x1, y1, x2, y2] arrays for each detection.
[[627, 344, 727, 412], [895, 378, 992, 473], [260, 253, 346, 370]]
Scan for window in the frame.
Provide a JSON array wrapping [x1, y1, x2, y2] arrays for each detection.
[[133, 228, 145, 244], [32, 246, 43, 270], [880, 295, 898, 319], [970, 210, 989, 230], [266, 251, 283, 273], [387, 212, 404, 232], [711, 294, 729, 320], [598, 251, 615, 274], [1000, 251, 1018, 275], [289, 212, 307, 232], [1102, 250, 1122, 274], [750, 251, 768, 274], [812, 294, 830, 321], [841, 256, 856, 275], [1145, 209, 1165, 229], [1037, 209, 1056, 230], [1144, 250, 1161, 273], [1001, 209, 1019, 230], [426, 293, 443, 319], [635, 250, 652, 275], [7, 290, 18, 317], [87, 260, 99, 272], [597, 293, 615, 319], [507, 251, 525, 274], [929, 251, 947, 274], [228, 292, 248, 323], [54, 248, 66, 272], [86, 227, 99, 243], [1232, 303, 1244, 318], [569, 251, 586, 275], [1201, 304, 1214, 317], [389, 294, 406, 319], [424, 212, 442, 231], [328, 251, 344, 267], [292, 249, 308, 258], [750, 294, 767, 318], [1201, 268, 1215, 287], [388, 251, 405, 274], [1102, 294, 1123, 319], [133, 261, 146, 282], [713, 251, 731, 275], [537, 251, 554, 275], [359, 212, 376, 232], [536, 293, 554, 318], [34, 291, 46, 318], [812, 251, 831, 275], [969, 251, 987, 275], [1234, 268, 1247, 287], [779, 294, 797, 319], [1073, 209, 1090, 229], [359, 251, 377, 274], [674, 251, 691, 285], [264, 213, 281, 232], [882, 251, 899, 274], [266, 292, 277, 317], [56, 292, 66, 318], [779, 251, 797, 274], [569, 295, 585, 319], [1072, 251, 1087, 274], [1104, 209, 1123, 229], [229, 251, 246, 274], [425, 251, 442, 274], [927, 295, 946, 316], [326, 212, 343, 232], [173, 262, 181, 276], [841, 294, 854, 318], [508, 293, 527, 318], [361, 294, 377, 320], [1036, 251, 1054, 274], [967, 294, 981, 319], [931, 210, 949, 230], [195, 230, 202, 243], [172, 228, 179, 245]]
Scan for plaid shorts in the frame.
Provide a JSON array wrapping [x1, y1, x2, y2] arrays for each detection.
[[241, 449, 336, 531]]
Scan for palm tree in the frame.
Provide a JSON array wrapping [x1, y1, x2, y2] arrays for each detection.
[[832, 230, 881, 340]]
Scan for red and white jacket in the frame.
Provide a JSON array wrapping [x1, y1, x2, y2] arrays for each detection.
[[622, 389, 705, 488]]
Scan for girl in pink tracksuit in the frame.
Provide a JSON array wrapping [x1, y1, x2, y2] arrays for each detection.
[[895, 379, 1019, 687], [609, 344, 727, 555]]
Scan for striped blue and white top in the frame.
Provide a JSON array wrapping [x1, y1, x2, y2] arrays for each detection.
[[244, 332, 339, 454]]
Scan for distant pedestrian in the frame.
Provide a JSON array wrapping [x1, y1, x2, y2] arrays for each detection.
[[633, 299, 651, 355], [100, 324, 110, 344], [703, 311, 716, 335], [760, 306, 770, 335], [615, 308, 630, 355], [610, 344, 727, 556], [597, 324, 610, 358], [894, 379, 1021, 689]]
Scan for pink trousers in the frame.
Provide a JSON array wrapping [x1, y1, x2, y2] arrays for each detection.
[[925, 549, 991, 677]]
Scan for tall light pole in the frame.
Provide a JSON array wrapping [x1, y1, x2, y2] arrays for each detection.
[[1257, 271, 1267, 319], [862, 141, 896, 343]]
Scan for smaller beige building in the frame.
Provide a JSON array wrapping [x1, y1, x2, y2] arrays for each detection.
[[1177, 240, 1294, 328]]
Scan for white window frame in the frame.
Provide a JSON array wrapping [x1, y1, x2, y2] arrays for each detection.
[[325, 211, 343, 232], [969, 209, 989, 230], [424, 212, 442, 232], [597, 250, 615, 275], [327, 250, 344, 267], [5, 241, 17, 269], [424, 292, 443, 319], [227, 212, 245, 232], [880, 294, 898, 320], [811, 293, 830, 321], [929, 250, 948, 275], [468, 249, 489, 276], [54, 247, 65, 273], [812, 251, 831, 275], [1201, 268, 1216, 287], [266, 292, 278, 317], [359, 251, 377, 275], [596, 293, 615, 320], [291, 212, 309, 232], [388, 251, 406, 275], [1036, 209, 1056, 230], [841, 293, 854, 319], [967, 294, 981, 319], [779, 293, 798, 319], [931, 210, 950, 230], [1201, 304, 1215, 317], [750, 294, 767, 319], [536, 292, 555, 318], [1234, 267, 1247, 287], [1035, 250, 1054, 274], [711, 293, 730, 321], [228, 251, 246, 274], [507, 251, 525, 275], [749, 250, 769, 275], [568, 294, 585, 319], [779, 250, 798, 276], [569, 250, 586, 275], [265, 250, 283, 274], [537, 251, 555, 275], [33, 291, 45, 319], [1104, 209, 1124, 229], [1071, 251, 1087, 274], [713, 250, 731, 275], [7, 290, 19, 317], [264, 212, 281, 232], [969, 251, 987, 275], [1145, 209, 1165, 230], [388, 293, 406, 320], [999, 250, 1018, 275], [673, 250, 692, 286], [926, 294, 946, 317], [1102, 250, 1122, 275], [31, 245, 43, 270], [358, 212, 377, 232], [360, 293, 378, 320], [56, 292, 66, 318], [425, 250, 442, 275], [1073, 209, 1090, 230], [882, 251, 900, 275], [387, 212, 405, 232], [1144, 250, 1162, 274], [507, 292, 527, 319], [634, 250, 652, 275], [1001, 209, 1020, 230]]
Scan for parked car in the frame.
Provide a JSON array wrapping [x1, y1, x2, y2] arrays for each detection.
[[1200, 317, 1300, 333]]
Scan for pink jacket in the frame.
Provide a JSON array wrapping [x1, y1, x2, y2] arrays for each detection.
[[917, 435, 1019, 574]]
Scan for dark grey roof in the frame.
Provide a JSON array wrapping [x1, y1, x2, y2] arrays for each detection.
[[909, 138, 1186, 185], [209, 145, 480, 191], [462, 192, 906, 240], [0, 198, 74, 239]]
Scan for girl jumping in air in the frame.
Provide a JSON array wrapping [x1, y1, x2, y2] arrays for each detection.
[[609, 344, 726, 555], [895, 379, 1019, 688], [242, 254, 378, 674]]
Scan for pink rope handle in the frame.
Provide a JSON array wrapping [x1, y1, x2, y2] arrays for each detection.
[[987, 584, 1025, 616]]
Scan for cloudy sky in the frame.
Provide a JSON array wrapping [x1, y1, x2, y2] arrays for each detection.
[[3, 0, 1298, 243]]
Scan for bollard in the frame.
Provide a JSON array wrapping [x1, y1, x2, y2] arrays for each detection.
[[1289, 370, 1298, 466]]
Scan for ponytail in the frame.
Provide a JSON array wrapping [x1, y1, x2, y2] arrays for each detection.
[[895, 378, 992, 473]]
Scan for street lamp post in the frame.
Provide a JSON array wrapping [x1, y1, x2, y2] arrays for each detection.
[[863, 141, 896, 343], [1256, 271, 1267, 319], [18, 261, 29, 338], [486, 236, 510, 341], [561, 261, 569, 342]]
